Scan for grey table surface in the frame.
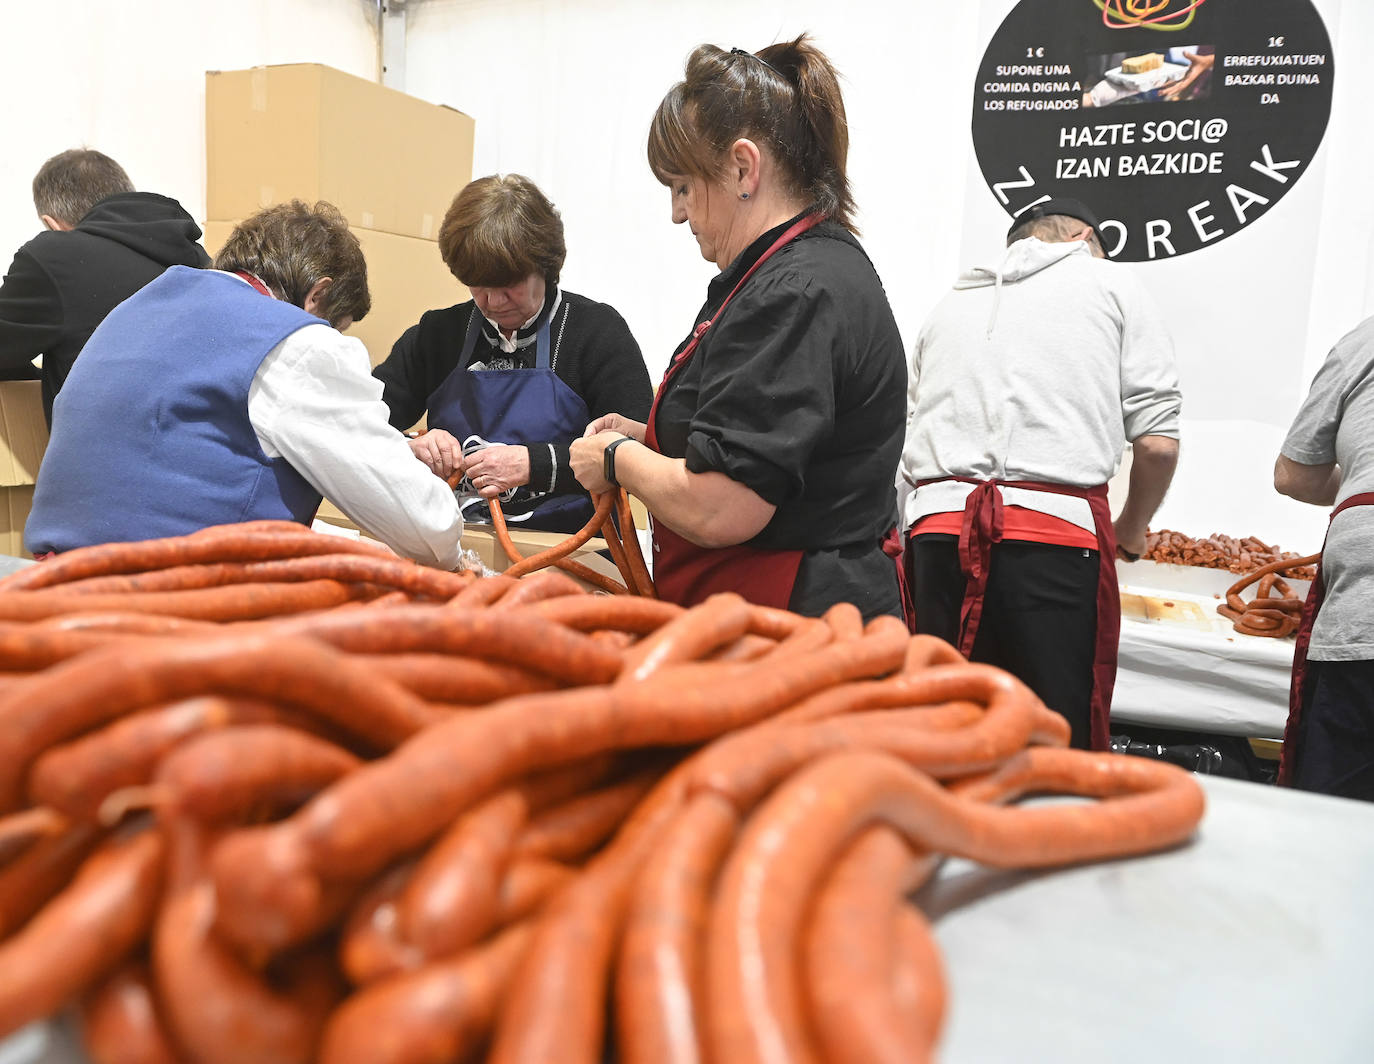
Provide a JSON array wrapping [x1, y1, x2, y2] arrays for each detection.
[[924, 775, 1374, 1063], [3, 776, 1372, 1064], [0, 555, 34, 577]]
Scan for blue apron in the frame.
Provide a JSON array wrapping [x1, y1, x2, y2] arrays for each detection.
[[426, 303, 594, 533]]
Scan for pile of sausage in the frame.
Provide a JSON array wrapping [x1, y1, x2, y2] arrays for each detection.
[[0, 521, 1206, 1064], [1216, 553, 1321, 639], [1141, 529, 1318, 581]]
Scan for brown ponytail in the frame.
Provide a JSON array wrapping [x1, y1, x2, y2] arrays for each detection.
[[647, 33, 857, 233]]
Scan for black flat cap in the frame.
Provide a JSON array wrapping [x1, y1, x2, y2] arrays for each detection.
[[1008, 197, 1105, 246]]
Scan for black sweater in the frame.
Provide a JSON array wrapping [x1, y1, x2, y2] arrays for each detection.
[[0, 192, 211, 425], [375, 289, 653, 495]]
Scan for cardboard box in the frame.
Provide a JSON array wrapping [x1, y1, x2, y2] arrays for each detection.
[[206, 63, 475, 241], [202, 221, 465, 369], [0, 381, 50, 557]]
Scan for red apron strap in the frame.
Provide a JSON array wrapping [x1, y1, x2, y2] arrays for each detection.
[[917, 475, 1116, 750], [881, 526, 915, 631], [1279, 491, 1374, 785], [644, 213, 824, 454], [643, 214, 824, 610]]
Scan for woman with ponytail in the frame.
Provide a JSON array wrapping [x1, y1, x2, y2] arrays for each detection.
[[571, 35, 907, 620]]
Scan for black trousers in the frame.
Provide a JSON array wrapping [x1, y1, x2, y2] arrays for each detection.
[[906, 534, 1100, 749], [1292, 659, 1374, 802]]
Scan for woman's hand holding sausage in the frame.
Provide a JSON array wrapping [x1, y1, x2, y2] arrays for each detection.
[[464, 444, 531, 499], [570, 432, 623, 494], [582, 414, 646, 443], [407, 429, 465, 482]]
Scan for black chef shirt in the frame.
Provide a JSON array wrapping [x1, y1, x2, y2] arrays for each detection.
[[652, 213, 907, 618]]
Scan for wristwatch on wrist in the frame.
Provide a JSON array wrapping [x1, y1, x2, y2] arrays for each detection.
[[603, 437, 632, 487]]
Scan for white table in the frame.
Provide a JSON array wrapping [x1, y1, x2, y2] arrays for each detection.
[[1112, 560, 1303, 738], [6, 780, 1372, 1064], [925, 776, 1374, 1062]]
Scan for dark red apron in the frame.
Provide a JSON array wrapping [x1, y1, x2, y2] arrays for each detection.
[[644, 214, 822, 609], [1278, 491, 1374, 785], [913, 476, 1119, 751]]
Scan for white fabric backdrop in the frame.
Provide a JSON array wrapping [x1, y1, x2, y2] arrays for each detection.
[[404, 0, 1370, 555], [0, 0, 378, 266]]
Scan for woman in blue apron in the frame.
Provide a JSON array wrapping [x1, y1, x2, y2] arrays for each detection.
[[374, 175, 652, 535], [570, 38, 906, 621]]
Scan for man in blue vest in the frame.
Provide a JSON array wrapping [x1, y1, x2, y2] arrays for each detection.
[[26, 200, 466, 568]]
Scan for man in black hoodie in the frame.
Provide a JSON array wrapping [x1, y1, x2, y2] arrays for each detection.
[[0, 148, 211, 425]]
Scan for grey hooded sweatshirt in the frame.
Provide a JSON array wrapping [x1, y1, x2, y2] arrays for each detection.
[[897, 237, 1180, 534]]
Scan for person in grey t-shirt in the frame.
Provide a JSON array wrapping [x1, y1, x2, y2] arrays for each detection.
[[1276, 315, 1374, 801]]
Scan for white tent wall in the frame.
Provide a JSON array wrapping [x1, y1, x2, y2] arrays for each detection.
[[0, 0, 379, 265], [402, 0, 1372, 555], [404, 0, 983, 395]]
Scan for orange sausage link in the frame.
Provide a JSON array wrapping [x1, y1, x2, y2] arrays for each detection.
[[0, 523, 394, 592], [616, 793, 740, 1064], [0, 821, 101, 939], [154, 819, 338, 1064], [339, 862, 424, 986], [399, 789, 527, 960], [513, 766, 663, 864], [502, 493, 615, 580], [50, 553, 468, 601], [79, 960, 179, 1064], [399, 755, 617, 960], [490, 568, 586, 610], [495, 858, 576, 925], [259, 604, 624, 687], [614, 489, 657, 598], [0, 805, 68, 867], [319, 923, 533, 1064], [803, 827, 942, 1064], [152, 724, 361, 824], [0, 579, 372, 623], [618, 593, 754, 684], [0, 826, 164, 1039], [28, 697, 287, 822], [361, 653, 559, 704], [524, 594, 683, 634]]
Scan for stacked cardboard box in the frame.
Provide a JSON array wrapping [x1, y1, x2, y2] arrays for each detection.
[[0, 382, 49, 557], [204, 63, 476, 369]]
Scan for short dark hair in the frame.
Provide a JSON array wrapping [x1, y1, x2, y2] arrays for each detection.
[[32, 149, 134, 226], [647, 35, 857, 233], [213, 200, 371, 326], [437, 175, 566, 288]]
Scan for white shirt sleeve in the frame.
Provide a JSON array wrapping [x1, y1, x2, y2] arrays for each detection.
[[248, 324, 464, 569], [1116, 275, 1182, 442]]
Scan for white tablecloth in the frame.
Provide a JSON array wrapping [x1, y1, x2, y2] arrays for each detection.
[[1112, 560, 1300, 738]]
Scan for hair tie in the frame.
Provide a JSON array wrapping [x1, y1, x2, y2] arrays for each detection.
[[730, 46, 787, 80]]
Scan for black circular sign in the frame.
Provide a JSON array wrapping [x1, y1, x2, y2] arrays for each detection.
[[972, 0, 1334, 261]]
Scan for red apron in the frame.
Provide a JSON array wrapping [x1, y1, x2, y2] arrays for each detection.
[[914, 476, 1120, 751], [644, 214, 822, 610], [1278, 491, 1374, 785]]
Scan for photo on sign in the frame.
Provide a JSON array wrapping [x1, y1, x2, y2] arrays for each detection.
[[1083, 45, 1215, 108]]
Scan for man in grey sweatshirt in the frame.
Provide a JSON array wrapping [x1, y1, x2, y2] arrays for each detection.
[[897, 198, 1181, 749]]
